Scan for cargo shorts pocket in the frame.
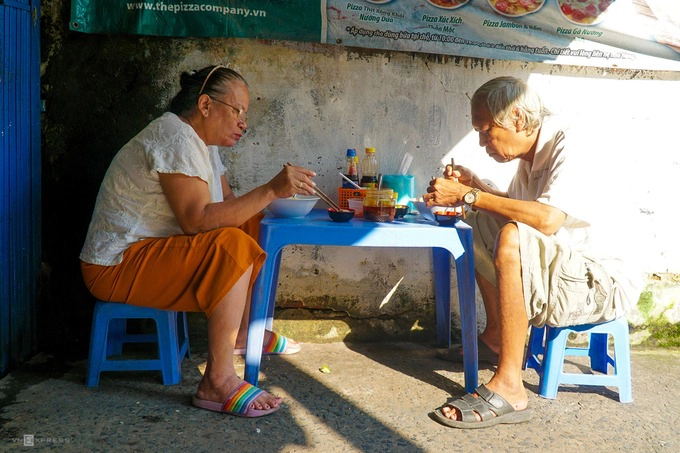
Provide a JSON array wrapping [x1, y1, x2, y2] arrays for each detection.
[[550, 259, 614, 327]]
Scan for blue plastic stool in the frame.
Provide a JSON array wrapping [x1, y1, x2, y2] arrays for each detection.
[[86, 301, 190, 387], [523, 317, 632, 403]]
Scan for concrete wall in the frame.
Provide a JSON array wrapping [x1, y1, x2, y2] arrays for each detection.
[[225, 43, 680, 341], [40, 2, 680, 350]]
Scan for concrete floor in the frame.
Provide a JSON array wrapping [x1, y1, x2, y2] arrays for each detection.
[[1, 336, 679, 452]]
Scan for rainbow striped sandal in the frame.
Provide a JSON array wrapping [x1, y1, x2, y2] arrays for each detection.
[[263, 332, 301, 355], [192, 381, 279, 418], [234, 332, 301, 356]]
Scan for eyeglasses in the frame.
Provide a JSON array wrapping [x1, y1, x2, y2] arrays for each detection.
[[210, 97, 248, 124]]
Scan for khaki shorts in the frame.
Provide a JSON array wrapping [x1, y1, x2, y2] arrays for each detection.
[[467, 210, 617, 328]]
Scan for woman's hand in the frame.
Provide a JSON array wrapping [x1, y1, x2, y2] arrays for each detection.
[[160, 163, 318, 235], [268, 164, 317, 198]]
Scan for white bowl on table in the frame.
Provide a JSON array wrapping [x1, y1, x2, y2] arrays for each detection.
[[267, 196, 319, 218], [413, 201, 437, 221]]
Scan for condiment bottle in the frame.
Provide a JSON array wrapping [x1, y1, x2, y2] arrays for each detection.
[[342, 148, 359, 188], [363, 188, 396, 222], [360, 147, 379, 188]]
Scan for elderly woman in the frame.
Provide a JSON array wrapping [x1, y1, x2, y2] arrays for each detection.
[[80, 65, 317, 417]]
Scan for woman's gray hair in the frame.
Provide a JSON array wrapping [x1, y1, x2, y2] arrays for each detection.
[[169, 65, 248, 116], [471, 76, 551, 134]]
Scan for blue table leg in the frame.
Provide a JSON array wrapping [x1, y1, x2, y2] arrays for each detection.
[[245, 214, 478, 394], [432, 248, 452, 348], [245, 238, 281, 386], [455, 221, 478, 393], [265, 252, 283, 331]]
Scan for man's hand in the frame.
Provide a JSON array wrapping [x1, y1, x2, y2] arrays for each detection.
[[445, 164, 475, 186], [424, 177, 469, 207]]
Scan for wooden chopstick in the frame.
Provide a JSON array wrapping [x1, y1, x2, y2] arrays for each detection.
[[285, 162, 344, 211], [315, 185, 344, 212], [449, 157, 467, 219]]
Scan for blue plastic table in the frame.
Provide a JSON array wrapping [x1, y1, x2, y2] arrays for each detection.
[[244, 209, 478, 393]]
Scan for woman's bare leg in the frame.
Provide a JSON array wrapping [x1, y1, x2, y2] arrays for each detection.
[[194, 264, 281, 410], [234, 286, 299, 351]]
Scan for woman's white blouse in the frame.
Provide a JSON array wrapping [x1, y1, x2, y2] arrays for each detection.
[[80, 112, 225, 266]]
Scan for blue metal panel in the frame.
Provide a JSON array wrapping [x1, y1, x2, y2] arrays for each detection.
[[1, 0, 41, 377]]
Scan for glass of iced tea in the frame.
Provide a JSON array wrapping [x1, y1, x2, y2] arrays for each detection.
[[363, 189, 396, 222]]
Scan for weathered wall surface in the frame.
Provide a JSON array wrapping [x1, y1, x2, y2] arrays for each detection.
[[39, 1, 680, 354]]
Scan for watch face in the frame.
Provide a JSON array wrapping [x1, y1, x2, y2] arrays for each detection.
[[464, 192, 475, 204]]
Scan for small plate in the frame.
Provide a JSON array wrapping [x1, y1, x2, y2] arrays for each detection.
[[427, 0, 470, 10], [487, 0, 545, 18]]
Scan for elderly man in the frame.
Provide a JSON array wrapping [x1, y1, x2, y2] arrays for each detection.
[[425, 76, 642, 429]]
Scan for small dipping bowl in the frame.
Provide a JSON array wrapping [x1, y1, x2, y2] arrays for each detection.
[[394, 205, 409, 219], [434, 211, 461, 227], [328, 208, 355, 223]]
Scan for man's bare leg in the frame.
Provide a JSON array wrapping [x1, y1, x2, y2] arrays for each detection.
[[442, 223, 528, 421], [477, 272, 501, 354], [484, 223, 529, 408]]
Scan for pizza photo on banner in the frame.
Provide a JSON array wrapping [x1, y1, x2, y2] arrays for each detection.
[[70, 0, 680, 70]]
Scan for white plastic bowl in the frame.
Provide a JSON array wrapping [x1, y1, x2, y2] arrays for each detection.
[[267, 196, 319, 218], [413, 201, 436, 221]]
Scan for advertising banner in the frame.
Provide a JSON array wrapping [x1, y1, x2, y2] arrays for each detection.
[[70, 0, 680, 70]]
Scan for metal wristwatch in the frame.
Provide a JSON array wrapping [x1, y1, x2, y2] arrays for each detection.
[[463, 188, 480, 208]]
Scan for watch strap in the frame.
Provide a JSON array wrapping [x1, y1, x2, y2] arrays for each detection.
[[464, 188, 480, 207]]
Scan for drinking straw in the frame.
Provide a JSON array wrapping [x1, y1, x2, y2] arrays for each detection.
[[398, 153, 414, 175], [339, 172, 362, 189]]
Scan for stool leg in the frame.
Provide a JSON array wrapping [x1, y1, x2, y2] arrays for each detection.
[[524, 325, 545, 372], [531, 318, 633, 403], [87, 302, 190, 386], [156, 312, 182, 385], [589, 332, 609, 374], [539, 327, 569, 399], [86, 304, 109, 387], [177, 312, 191, 359], [106, 318, 127, 356], [613, 321, 633, 403]]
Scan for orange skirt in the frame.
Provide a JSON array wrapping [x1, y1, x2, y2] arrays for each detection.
[[81, 214, 265, 318]]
